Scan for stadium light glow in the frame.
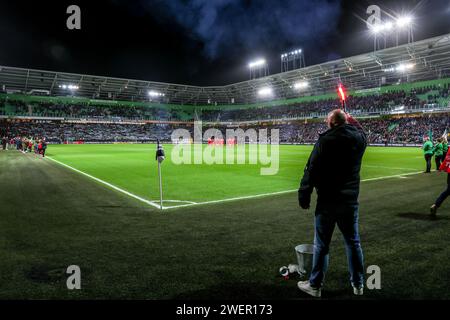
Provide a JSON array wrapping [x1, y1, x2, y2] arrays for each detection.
[[281, 49, 303, 57], [384, 22, 393, 31], [148, 90, 165, 97], [395, 63, 415, 72], [293, 81, 309, 90], [370, 21, 396, 34], [370, 23, 384, 34], [383, 62, 415, 73], [248, 59, 266, 69], [257, 87, 273, 97], [58, 84, 79, 90], [396, 15, 413, 28]]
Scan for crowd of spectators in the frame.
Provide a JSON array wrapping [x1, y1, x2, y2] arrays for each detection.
[[200, 86, 449, 122], [1, 84, 449, 122], [1, 83, 449, 146], [1, 121, 192, 143], [1, 113, 448, 145]]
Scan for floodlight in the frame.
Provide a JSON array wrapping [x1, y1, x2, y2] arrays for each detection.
[[248, 59, 266, 69], [384, 22, 393, 31], [396, 63, 415, 72], [258, 87, 273, 97], [370, 23, 384, 34], [396, 15, 413, 28], [148, 90, 164, 97], [59, 84, 79, 90], [293, 81, 309, 90]]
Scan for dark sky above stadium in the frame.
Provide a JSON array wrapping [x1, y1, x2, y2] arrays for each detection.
[[0, 0, 449, 86]]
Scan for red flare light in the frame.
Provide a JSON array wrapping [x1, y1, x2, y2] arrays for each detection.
[[338, 84, 346, 101]]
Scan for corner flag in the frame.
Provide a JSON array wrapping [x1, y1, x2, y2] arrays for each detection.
[[156, 139, 165, 210], [156, 139, 165, 163]]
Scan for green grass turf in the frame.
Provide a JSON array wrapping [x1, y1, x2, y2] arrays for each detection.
[[44, 144, 424, 207], [0, 146, 449, 299]]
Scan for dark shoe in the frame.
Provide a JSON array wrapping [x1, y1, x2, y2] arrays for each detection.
[[430, 204, 437, 218]]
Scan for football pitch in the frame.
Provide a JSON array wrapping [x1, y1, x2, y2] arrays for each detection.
[[0, 144, 449, 299], [46, 144, 424, 209]]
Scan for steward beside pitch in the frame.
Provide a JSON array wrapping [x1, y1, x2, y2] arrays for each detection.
[[433, 138, 444, 170], [298, 112, 367, 206], [423, 137, 434, 173], [297, 109, 367, 298]]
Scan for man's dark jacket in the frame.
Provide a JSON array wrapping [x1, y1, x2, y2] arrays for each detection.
[[298, 120, 367, 208]]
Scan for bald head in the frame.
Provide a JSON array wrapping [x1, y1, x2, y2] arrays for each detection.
[[327, 109, 347, 129]]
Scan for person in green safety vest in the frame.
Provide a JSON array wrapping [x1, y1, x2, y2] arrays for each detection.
[[433, 138, 444, 171], [423, 136, 434, 173], [443, 137, 449, 155]]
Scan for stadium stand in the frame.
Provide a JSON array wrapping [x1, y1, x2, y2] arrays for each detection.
[[1, 57, 450, 147], [2, 113, 449, 145], [1, 79, 450, 146], [1, 82, 450, 122]]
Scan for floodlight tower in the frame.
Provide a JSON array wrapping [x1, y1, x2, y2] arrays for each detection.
[[369, 15, 414, 52], [395, 15, 414, 45], [248, 59, 269, 80], [281, 49, 306, 73]]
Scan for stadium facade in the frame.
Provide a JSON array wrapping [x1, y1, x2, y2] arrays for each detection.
[[1, 33, 450, 148], [1, 33, 450, 106]]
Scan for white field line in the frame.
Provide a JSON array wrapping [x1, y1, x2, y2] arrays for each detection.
[[360, 171, 423, 182], [153, 200, 198, 204], [163, 170, 425, 210], [46, 156, 163, 210], [161, 189, 301, 210], [364, 165, 418, 171], [45, 155, 424, 211]]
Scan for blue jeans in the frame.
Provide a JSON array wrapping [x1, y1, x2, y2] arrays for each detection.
[[435, 174, 450, 208], [309, 203, 365, 288]]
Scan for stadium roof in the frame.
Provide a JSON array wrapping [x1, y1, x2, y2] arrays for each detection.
[[1, 33, 450, 106]]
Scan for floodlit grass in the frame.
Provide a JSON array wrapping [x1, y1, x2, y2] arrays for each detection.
[[0, 145, 448, 299], [46, 144, 424, 206]]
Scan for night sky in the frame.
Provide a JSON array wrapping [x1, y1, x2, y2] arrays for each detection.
[[0, 0, 449, 86]]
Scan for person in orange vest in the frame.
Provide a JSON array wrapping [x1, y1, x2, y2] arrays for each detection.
[[430, 148, 450, 218]]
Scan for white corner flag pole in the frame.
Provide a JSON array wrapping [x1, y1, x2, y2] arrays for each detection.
[[156, 139, 165, 210], [158, 160, 163, 210]]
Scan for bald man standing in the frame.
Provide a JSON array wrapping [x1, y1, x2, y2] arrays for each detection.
[[297, 109, 367, 298]]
